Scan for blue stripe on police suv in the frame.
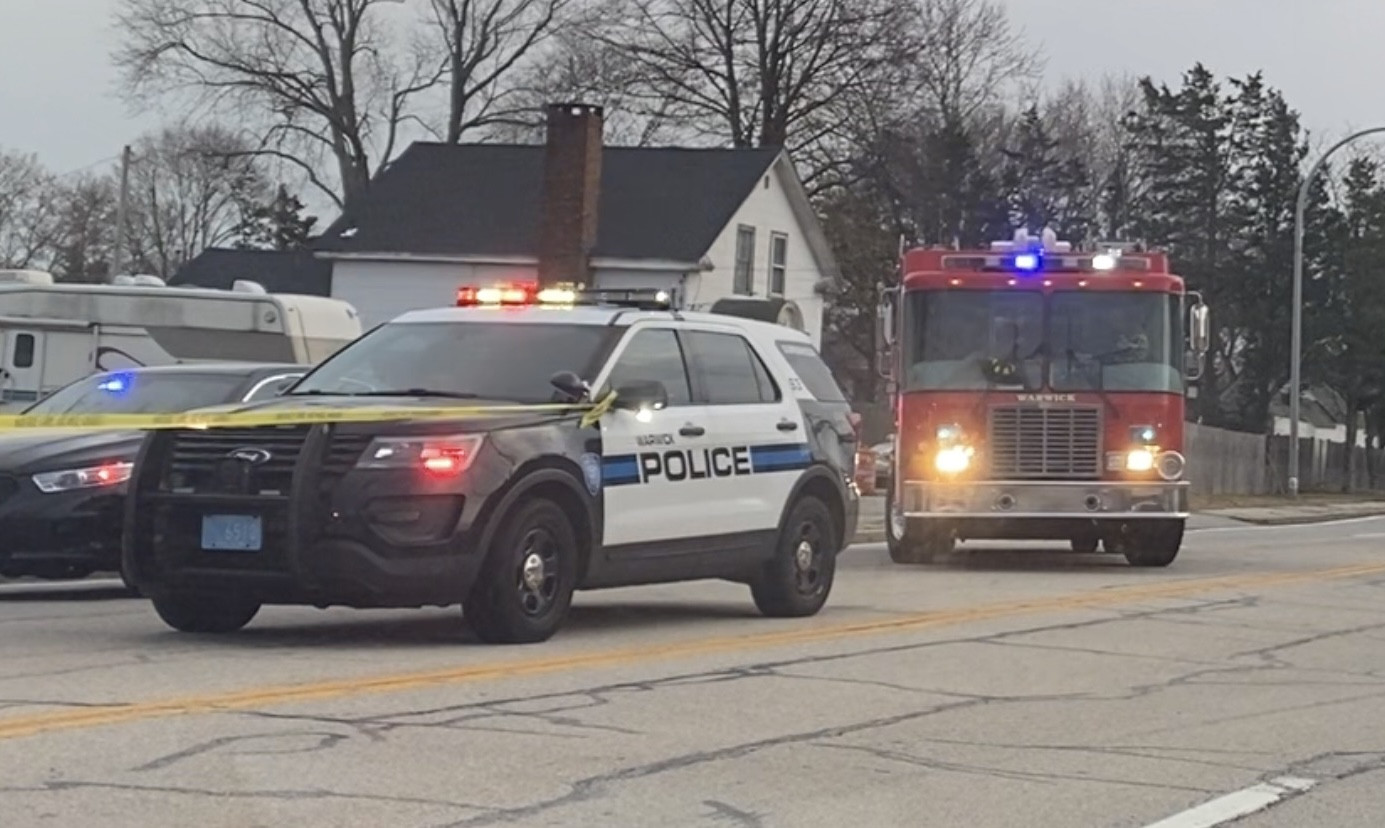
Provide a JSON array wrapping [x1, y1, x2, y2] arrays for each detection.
[[600, 442, 811, 487]]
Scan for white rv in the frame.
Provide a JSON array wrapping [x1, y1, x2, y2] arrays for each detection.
[[0, 270, 362, 409]]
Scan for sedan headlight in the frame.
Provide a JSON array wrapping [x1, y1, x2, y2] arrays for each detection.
[[356, 434, 485, 477], [32, 462, 134, 494]]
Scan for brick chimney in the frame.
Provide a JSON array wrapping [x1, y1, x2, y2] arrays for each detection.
[[537, 103, 603, 287]]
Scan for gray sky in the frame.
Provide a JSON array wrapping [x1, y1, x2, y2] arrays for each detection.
[[4, 0, 1385, 177]]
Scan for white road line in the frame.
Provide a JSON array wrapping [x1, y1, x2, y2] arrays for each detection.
[[1141, 776, 1317, 828]]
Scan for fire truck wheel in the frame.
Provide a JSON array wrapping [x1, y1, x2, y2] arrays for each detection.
[[1117, 520, 1185, 568], [1070, 536, 1100, 554]]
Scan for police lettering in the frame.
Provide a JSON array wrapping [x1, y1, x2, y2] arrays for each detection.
[[638, 446, 751, 482]]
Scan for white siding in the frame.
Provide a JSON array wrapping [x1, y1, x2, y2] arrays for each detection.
[[332, 260, 525, 329], [694, 168, 825, 345]]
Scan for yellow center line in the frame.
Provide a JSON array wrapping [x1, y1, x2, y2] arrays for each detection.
[[2, 561, 1382, 742]]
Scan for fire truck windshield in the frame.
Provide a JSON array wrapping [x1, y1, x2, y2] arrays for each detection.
[[902, 290, 1183, 394]]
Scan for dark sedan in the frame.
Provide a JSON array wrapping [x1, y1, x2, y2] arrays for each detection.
[[0, 362, 307, 581]]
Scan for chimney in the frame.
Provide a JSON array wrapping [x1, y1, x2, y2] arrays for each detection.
[[537, 103, 603, 287]]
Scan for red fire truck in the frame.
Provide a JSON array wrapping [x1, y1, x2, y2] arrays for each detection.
[[876, 228, 1211, 567]]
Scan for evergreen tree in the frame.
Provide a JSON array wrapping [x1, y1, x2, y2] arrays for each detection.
[[235, 185, 317, 251]]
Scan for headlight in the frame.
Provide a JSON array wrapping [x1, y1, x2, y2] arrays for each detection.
[[935, 446, 973, 474], [1125, 448, 1156, 472], [32, 462, 134, 494], [356, 433, 484, 477]]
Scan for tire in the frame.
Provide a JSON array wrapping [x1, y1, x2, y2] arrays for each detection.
[[151, 592, 260, 633], [1118, 520, 1185, 568], [751, 496, 838, 618], [885, 487, 952, 564], [466, 498, 578, 644], [1071, 536, 1100, 554]]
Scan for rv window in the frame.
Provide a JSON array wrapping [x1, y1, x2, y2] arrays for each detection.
[[11, 334, 35, 369], [24, 371, 249, 415]]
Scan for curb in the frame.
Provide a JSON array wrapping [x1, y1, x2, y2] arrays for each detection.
[[1205, 512, 1385, 527]]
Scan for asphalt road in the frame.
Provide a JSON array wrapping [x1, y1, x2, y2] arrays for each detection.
[[3, 517, 1385, 827]]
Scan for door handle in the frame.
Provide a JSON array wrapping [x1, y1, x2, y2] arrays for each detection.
[[776, 420, 799, 432], [679, 424, 705, 437]]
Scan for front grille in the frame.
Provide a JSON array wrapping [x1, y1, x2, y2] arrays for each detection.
[[164, 426, 311, 495], [987, 405, 1102, 479]]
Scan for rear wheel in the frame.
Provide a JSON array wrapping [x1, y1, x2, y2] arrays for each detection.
[[466, 498, 578, 644], [751, 496, 838, 617], [151, 592, 260, 633], [1110, 520, 1184, 568]]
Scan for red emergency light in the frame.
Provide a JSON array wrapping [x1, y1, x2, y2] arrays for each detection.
[[456, 281, 538, 307]]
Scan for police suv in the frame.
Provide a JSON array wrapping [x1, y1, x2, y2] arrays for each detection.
[[121, 285, 861, 644]]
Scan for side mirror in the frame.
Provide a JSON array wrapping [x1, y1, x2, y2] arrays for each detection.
[[549, 370, 589, 402], [612, 380, 669, 412], [877, 285, 898, 381], [1189, 302, 1210, 355], [1184, 350, 1203, 382]]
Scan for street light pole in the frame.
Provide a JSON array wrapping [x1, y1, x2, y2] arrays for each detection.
[[1289, 126, 1385, 497]]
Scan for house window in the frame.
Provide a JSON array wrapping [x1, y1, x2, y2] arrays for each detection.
[[769, 233, 787, 296], [734, 225, 756, 294]]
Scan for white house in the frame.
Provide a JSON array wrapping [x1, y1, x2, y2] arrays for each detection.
[[308, 103, 840, 345]]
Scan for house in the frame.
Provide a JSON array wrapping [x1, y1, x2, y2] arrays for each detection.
[[311, 103, 841, 345], [171, 247, 333, 296], [1270, 383, 1369, 448]]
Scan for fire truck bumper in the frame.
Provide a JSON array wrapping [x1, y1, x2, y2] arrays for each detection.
[[899, 479, 1190, 520]]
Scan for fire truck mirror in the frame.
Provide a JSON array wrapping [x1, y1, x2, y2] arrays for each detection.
[[1189, 303, 1211, 354], [877, 287, 898, 345], [1184, 350, 1204, 381]]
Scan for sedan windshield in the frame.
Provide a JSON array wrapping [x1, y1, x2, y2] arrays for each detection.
[[24, 372, 250, 415], [288, 321, 613, 403]]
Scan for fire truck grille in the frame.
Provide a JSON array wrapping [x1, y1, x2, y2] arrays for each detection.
[[987, 405, 1102, 479]]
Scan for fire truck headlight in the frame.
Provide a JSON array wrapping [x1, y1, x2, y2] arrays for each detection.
[[935, 445, 973, 474], [1156, 451, 1186, 481], [1125, 448, 1157, 472]]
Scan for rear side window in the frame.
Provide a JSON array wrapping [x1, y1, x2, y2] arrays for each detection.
[[684, 330, 779, 405], [776, 340, 846, 401]]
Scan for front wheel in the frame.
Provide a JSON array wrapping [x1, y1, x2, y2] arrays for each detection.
[[885, 486, 952, 564], [1113, 520, 1185, 568], [151, 592, 260, 633], [466, 498, 578, 644], [751, 496, 838, 617]]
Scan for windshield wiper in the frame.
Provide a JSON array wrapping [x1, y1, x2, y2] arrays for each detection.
[[350, 389, 484, 399]]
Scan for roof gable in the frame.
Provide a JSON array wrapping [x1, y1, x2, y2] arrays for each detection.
[[316, 142, 783, 263]]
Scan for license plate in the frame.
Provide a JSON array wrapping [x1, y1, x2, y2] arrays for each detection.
[[201, 514, 263, 552]]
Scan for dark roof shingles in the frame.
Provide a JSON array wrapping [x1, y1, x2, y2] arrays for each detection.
[[316, 143, 781, 262], [170, 248, 333, 296]]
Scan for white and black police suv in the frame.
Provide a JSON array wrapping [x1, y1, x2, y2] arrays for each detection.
[[121, 284, 861, 644]]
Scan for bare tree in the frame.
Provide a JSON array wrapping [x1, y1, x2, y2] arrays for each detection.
[[423, 0, 576, 142], [113, 0, 440, 208], [49, 175, 121, 283], [0, 150, 62, 270], [123, 124, 273, 278], [558, 0, 911, 189], [910, 0, 1042, 127]]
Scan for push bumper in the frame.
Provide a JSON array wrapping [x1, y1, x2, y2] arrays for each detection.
[[900, 479, 1190, 520]]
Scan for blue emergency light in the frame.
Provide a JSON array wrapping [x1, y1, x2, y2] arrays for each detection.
[[97, 372, 133, 394], [1013, 253, 1041, 272]]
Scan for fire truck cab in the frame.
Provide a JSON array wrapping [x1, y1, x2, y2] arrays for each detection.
[[877, 228, 1211, 567]]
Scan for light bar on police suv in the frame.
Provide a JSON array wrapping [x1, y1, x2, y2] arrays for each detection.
[[456, 281, 673, 310]]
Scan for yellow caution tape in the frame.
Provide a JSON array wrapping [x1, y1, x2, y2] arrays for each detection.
[[0, 389, 621, 432]]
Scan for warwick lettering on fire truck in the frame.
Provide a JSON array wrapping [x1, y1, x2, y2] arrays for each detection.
[[876, 228, 1212, 567], [121, 283, 860, 644]]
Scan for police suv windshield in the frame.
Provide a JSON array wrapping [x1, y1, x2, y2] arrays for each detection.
[[288, 321, 613, 403], [903, 290, 1181, 393]]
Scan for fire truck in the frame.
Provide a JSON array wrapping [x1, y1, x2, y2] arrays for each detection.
[[876, 228, 1211, 567]]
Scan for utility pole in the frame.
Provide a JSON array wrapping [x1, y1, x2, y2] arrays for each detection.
[[1288, 126, 1385, 497], [109, 145, 132, 282]]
